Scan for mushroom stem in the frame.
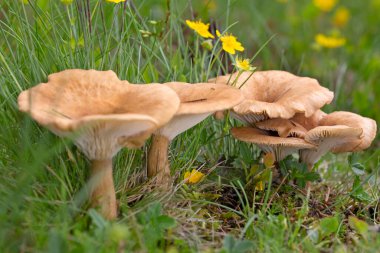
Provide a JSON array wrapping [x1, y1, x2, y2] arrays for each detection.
[[89, 159, 117, 220], [147, 134, 171, 186]]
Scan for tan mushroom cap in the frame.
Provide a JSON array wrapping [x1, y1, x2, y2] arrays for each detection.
[[18, 69, 180, 158], [163, 82, 244, 115], [210, 70, 334, 124], [231, 127, 316, 161], [318, 111, 377, 153], [154, 82, 243, 140], [255, 118, 308, 138], [300, 125, 363, 168]]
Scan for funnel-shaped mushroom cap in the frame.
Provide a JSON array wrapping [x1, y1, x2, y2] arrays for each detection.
[[255, 118, 308, 138], [210, 71, 334, 124], [300, 125, 363, 167], [164, 82, 244, 115], [18, 69, 180, 159], [155, 82, 244, 140], [231, 127, 316, 161], [318, 111, 377, 153]]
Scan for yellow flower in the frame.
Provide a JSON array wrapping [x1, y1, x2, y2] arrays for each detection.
[[234, 57, 254, 71], [333, 7, 350, 27], [255, 181, 264, 191], [313, 0, 338, 12], [315, 33, 346, 48], [220, 34, 244, 55], [204, 0, 217, 11], [106, 0, 127, 3], [184, 169, 205, 184], [216, 29, 221, 37], [61, 0, 73, 4], [186, 20, 215, 39]]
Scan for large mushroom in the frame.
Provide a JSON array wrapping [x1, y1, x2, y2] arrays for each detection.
[[18, 69, 180, 219], [147, 82, 243, 185], [209, 70, 334, 125], [231, 127, 316, 162], [300, 111, 377, 169]]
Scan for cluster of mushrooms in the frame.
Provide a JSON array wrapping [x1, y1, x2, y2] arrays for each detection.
[[18, 69, 377, 219]]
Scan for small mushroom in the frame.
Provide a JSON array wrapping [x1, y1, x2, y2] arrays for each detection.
[[231, 127, 317, 162], [147, 82, 243, 185], [319, 111, 377, 153], [300, 111, 376, 170], [209, 71, 334, 125], [300, 125, 363, 170], [18, 69, 180, 219]]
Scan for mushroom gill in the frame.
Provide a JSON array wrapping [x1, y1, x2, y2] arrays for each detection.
[[231, 127, 316, 162]]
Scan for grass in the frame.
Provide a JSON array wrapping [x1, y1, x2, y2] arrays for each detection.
[[0, 0, 379, 252]]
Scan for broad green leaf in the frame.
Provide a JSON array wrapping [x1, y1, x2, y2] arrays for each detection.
[[320, 216, 340, 237], [348, 216, 368, 236]]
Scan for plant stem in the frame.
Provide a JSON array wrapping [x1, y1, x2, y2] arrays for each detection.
[[90, 159, 117, 220]]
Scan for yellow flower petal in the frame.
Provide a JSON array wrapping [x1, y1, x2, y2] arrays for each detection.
[[255, 181, 264, 191], [61, 0, 73, 4], [186, 20, 215, 39], [216, 30, 221, 37], [220, 34, 244, 55], [106, 0, 127, 3], [234, 57, 253, 71], [184, 169, 205, 184], [333, 7, 350, 28], [315, 33, 346, 48], [313, 0, 338, 12]]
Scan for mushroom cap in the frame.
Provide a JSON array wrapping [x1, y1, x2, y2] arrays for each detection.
[[18, 69, 181, 158], [305, 125, 363, 144], [300, 125, 363, 167], [318, 111, 377, 152], [231, 127, 316, 161], [255, 118, 308, 138], [210, 70, 334, 123], [153, 82, 243, 141], [163, 82, 244, 115], [291, 110, 327, 131]]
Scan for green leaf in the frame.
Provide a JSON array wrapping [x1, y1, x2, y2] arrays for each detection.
[[348, 216, 368, 236], [351, 163, 366, 175], [350, 176, 372, 203], [88, 209, 107, 229], [157, 215, 177, 229], [221, 235, 253, 253], [319, 216, 340, 237]]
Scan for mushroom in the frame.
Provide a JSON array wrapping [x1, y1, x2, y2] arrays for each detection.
[[231, 127, 317, 162], [319, 111, 377, 153], [300, 126, 363, 170], [147, 82, 243, 185], [18, 69, 180, 219], [209, 71, 334, 125], [300, 111, 377, 170]]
